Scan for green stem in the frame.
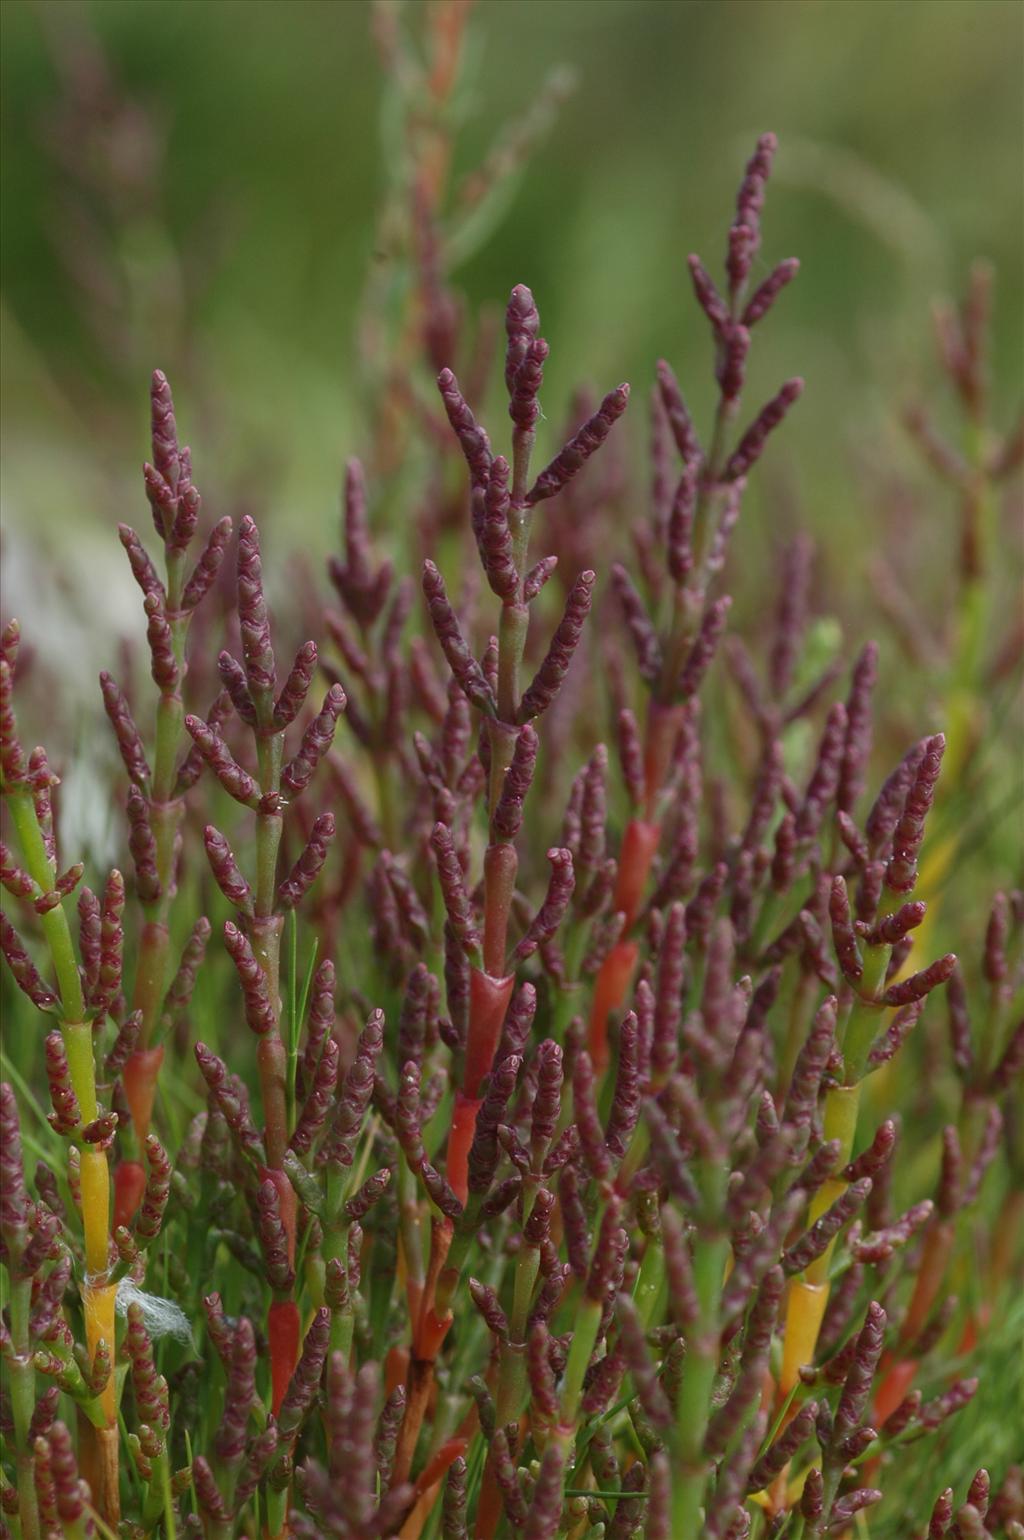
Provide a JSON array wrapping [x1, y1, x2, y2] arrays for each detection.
[[549, 924, 590, 1049], [631, 1229, 665, 1327], [560, 1297, 602, 1429], [672, 1164, 728, 1539], [264, 1485, 287, 1540], [323, 1173, 357, 1354], [9, 1276, 41, 1540], [65, 1022, 100, 1125], [141, 1448, 172, 1530], [492, 1234, 543, 1431], [838, 935, 890, 1085]]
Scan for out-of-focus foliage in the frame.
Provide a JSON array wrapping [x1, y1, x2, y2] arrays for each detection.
[[2, 0, 1021, 554]]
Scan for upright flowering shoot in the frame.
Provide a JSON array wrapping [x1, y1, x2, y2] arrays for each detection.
[[103, 371, 228, 1226], [427, 283, 628, 1202], [188, 512, 343, 1422], [594, 131, 804, 1071]]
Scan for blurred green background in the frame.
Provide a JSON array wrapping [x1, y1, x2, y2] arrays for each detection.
[[3, 0, 1021, 550]]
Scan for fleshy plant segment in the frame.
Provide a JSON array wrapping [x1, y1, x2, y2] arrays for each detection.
[[2, 59, 1023, 1540], [103, 371, 229, 1229]]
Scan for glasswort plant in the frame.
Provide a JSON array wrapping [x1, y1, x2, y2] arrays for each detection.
[[1, 30, 1022, 1540]]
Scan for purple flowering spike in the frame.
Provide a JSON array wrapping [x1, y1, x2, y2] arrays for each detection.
[[783, 995, 837, 1131], [529, 1039, 563, 1160], [676, 595, 732, 701], [430, 823, 481, 956], [143, 593, 178, 692], [117, 523, 161, 600], [277, 813, 336, 910], [868, 899, 928, 947], [882, 952, 956, 1007], [99, 672, 150, 788], [181, 516, 233, 611], [657, 358, 703, 467], [204, 825, 254, 917], [885, 733, 945, 893], [615, 708, 646, 810], [281, 686, 346, 797], [688, 253, 731, 334], [76, 893, 100, 997], [148, 369, 180, 491], [523, 555, 558, 601], [838, 641, 879, 813], [606, 1012, 642, 1159], [505, 283, 541, 394], [423, 561, 496, 715], [725, 379, 803, 481], [518, 571, 596, 722], [237, 515, 276, 703], [865, 738, 927, 855], [726, 132, 778, 297], [527, 385, 630, 505], [742, 257, 800, 327], [467, 1055, 521, 1196], [573, 1049, 611, 1183], [223, 921, 275, 1036], [558, 1164, 591, 1279], [1, 913, 57, 1010], [496, 979, 537, 1064], [438, 368, 492, 487], [795, 702, 847, 845], [829, 876, 863, 983], [91, 868, 125, 1016], [492, 724, 538, 841], [184, 714, 259, 806], [513, 848, 575, 962], [584, 1200, 627, 1305], [834, 1301, 887, 1443], [611, 564, 662, 684], [273, 641, 318, 730], [510, 338, 549, 433], [479, 456, 518, 600]]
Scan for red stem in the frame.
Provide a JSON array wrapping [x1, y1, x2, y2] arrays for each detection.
[[123, 1045, 165, 1149], [112, 1161, 148, 1232], [268, 1299, 301, 1416], [587, 939, 640, 1074], [412, 1435, 468, 1500], [614, 818, 661, 931], [113, 1044, 166, 1226], [482, 844, 517, 977], [463, 969, 515, 1098], [447, 1091, 482, 1210]]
